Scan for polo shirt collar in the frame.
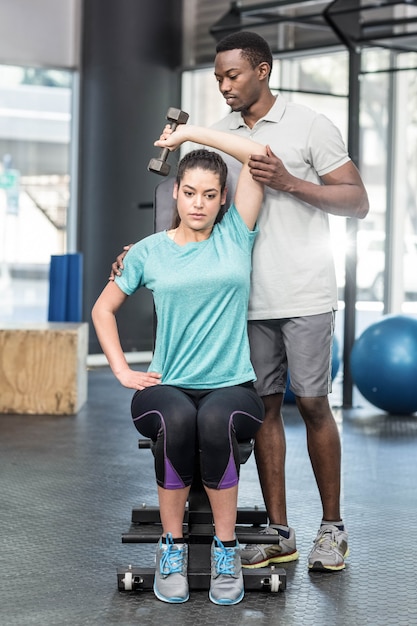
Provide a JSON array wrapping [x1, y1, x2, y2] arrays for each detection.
[[227, 94, 286, 130]]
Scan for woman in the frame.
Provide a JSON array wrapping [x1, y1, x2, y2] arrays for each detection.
[[92, 124, 268, 605]]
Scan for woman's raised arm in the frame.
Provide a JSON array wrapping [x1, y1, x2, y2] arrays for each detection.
[[154, 125, 267, 230]]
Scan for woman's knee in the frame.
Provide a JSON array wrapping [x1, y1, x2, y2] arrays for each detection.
[[198, 386, 264, 438], [131, 385, 196, 439], [131, 386, 197, 488]]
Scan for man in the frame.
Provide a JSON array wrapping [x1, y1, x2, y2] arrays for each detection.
[[111, 31, 369, 572]]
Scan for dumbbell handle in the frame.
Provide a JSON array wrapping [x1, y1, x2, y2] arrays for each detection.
[[156, 120, 181, 163], [148, 108, 189, 176]]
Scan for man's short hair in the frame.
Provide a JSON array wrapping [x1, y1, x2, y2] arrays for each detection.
[[216, 31, 273, 74]]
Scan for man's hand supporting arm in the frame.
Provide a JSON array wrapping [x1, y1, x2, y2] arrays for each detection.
[[249, 150, 369, 219]]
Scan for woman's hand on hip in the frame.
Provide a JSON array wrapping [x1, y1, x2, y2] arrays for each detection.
[[116, 368, 162, 390]]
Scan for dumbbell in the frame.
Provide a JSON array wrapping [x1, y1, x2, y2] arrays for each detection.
[[148, 107, 189, 176]]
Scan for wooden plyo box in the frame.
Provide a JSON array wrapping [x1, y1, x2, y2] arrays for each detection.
[[0, 322, 88, 415]]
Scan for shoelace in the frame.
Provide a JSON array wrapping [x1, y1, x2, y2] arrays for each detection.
[[259, 527, 279, 537], [315, 527, 339, 551], [160, 537, 185, 575], [213, 542, 236, 576]]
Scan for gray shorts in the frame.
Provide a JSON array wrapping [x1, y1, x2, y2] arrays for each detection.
[[248, 312, 335, 398]]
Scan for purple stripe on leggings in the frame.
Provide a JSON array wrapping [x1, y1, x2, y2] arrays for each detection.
[[164, 458, 186, 490], [218, 452, 239, 489], [218, 410, 263, 489], [133, 409, 185, 490]]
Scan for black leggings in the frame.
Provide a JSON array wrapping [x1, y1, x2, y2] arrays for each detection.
[[131, 384, 264, 490]]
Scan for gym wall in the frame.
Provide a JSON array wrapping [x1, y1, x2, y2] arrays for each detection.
[[0, 0, 81, 68], [78, 0, 183, 353]]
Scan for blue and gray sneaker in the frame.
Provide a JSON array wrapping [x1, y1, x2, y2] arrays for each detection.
[[153, 533, 189, 603], [209, 536, 244, 605]]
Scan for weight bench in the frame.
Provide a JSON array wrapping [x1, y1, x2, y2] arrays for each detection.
[[117, 438, 286, 594], [116, 177, 286, 596]]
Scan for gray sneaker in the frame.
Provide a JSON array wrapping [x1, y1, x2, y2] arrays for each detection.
[[308, 524, 349, 572], [209, 537, 244, 605], [240, 526, 299, 568], [153, 533, 189, 603]]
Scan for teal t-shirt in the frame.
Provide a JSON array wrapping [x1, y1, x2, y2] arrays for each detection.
[[115, 204, 258, 389]]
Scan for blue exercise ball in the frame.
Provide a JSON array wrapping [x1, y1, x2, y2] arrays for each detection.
[[284, 335, 340, 403], [350, 315, 417, 415]]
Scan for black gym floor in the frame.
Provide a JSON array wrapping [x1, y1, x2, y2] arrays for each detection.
[[1, 365, 416, 626]]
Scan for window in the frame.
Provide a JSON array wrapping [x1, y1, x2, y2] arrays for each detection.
[[360, 49, 417, 311], [0, 65, 73, 323]]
